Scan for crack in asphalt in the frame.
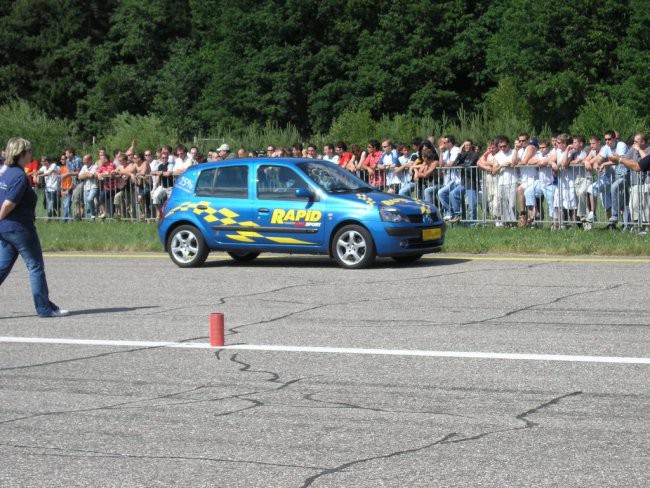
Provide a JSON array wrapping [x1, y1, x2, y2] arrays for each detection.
[[299, 390, 583, 487], [0, 442, 327, 470], [0, 380, 223, 427], [0, 336, 207, 372], [139, 265, 497, 322], [300, 433, 459, 487], [461, 283, 625, 326]]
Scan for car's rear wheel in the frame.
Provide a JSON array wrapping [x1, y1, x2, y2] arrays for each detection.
[[392, 254, 423, 264], [167, 225, 209, 268], [227, 251, 260, 262], [331, 224, 376, 269]]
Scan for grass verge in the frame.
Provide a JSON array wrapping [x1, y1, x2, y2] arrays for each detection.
[[37, 221, 650, 256]]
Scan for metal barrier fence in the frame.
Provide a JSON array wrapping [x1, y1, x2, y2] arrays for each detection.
[[33, 165, 650, 231]]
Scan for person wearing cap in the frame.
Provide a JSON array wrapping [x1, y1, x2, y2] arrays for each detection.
[[0, 137, 69, 317], [216, 143, 235, 161]]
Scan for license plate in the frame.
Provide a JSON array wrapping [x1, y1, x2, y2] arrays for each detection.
[[422, 228, 441, 241]]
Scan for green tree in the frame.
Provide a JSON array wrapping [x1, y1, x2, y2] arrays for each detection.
[[0, 0, 112, 119], [77, 0, 189, 136], [486, 0, 627, 131]]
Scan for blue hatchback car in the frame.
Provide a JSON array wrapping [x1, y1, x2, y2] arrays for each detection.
[[158, 158, 445, 269]]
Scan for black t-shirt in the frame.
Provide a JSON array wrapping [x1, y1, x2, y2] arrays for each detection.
[[639, 155, 650, 172], [455, 150, 480, 189]]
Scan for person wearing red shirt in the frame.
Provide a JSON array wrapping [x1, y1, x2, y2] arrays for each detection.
[[358, 140, 384, 188], [24, 158, 39, 187], [335, 141, 356, 172]]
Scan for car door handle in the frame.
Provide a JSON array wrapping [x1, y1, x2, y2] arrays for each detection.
[[197, 205, 208, 210], [258, 208, 270, 213]]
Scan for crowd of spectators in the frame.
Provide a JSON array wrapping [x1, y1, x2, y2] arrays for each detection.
[[2, 130, 649, 232]]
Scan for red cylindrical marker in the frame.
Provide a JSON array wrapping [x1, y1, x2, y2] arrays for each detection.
[[209, 313, 225, 347]]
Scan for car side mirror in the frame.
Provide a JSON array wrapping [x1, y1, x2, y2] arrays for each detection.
[[295, 187, 313, 199]]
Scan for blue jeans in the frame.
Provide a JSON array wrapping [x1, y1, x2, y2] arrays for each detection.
[[0, 228, 59, 316], [451, 185, 477, 220], [423, 184, 438, 204], [84, 188, 98, 218], [398, 182, 414, 197], [62, 190, 73, 222], [437, 182, 457, 217], [45, 190, 58, 218]]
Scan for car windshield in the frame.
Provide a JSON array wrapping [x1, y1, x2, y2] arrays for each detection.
[[296, 161, 373, 193]]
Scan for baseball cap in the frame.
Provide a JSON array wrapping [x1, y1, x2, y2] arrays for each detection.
[[217, 144, 230, 151], [529, 137, 538, 147]]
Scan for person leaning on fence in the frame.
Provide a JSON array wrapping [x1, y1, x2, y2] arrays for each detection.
[[133, 151, 152, 219], [395, 144, 414, 196], [335, 142, 356, 172], [359, 140, 383, 188], [37, 155, 61, 219], [567, 135, 591, 225], [449, 139, 480, 224], [437, 135, 462, 219], [610, 133, 650, 231], [112, 154, 134, 219], [0, 137, 68, 317], [551, 134, 578, 227], [379, 140, 400, 193], [78, 154, 98, 219], [63, 147, 83, 220], [524, 138, 555, 225], [413, 146, 438, 202], [493, 135, 519, 227], [477, 139, 499, 220], [515, 134, 537, 227], [96, 153, 116, 219], [151, 150, 174, 220]]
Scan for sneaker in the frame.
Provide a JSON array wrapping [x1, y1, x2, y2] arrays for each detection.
[[587, 211, 594, 222], [608, 216, 618, 223], [443, 214, 451, 221], [495, 221, 504, 227], [40, 309, 70, 318], [449, 215, 461, 224]]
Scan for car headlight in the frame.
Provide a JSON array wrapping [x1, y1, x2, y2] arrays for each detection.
[[380, 206, 409, 223]]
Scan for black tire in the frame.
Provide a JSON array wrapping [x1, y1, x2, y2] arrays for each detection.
[[166, 225, 209, 268], [392, 254, 423, 264], [227, 251, 260, 262], [331, 224, 376, 269]]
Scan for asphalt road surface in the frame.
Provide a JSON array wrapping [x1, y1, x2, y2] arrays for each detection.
[[1, 252, 648, 487]]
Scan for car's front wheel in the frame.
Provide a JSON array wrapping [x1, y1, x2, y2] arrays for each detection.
[[331, 224, 376, 269], [167, 225, 209, 268], [227, 251, 260, 262]]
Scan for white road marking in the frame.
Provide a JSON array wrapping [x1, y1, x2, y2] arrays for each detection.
[[1, 336, 648, 364]]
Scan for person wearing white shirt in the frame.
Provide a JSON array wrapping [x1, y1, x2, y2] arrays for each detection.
[[173, 144, 194, 175], [492, 136, 519, 226], [437, 135, 462, 219], [591, 130, 627, 226], [37, 156, 60, 218], [78, 154, 98, 219], [322, 144, 339, 165]]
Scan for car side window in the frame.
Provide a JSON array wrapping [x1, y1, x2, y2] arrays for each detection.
[[214, 166, 248, 199], [195, 169, 216, 196], [257, 165, 308, 200]]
